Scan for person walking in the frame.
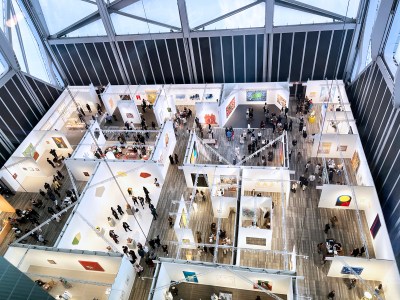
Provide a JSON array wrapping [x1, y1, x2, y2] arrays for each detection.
[[174, 153, 179, 164], [122, 245, 129, 256], [148, 239, 155, 249], [56, 170, 64, 179], [117, 205, 124, 215], [169, 155, 174, 165], [154, 235, 161, 247], [151, 207, 158, 220], [324, 223, 331, 234], [129, 250, 137, 262], [122, 222, 132, 232], [139, 197, 145, 209], [143, 186, 149, 195], [86, 103, 92, 113], [111, 207, 119, 220], [134, 264, 144, 280], [132, 196, 139, 207], [162, 244, 169, 256], [327, 290, 335, 299], [47, 158, 56, 168]]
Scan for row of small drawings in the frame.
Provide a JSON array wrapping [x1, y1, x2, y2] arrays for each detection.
[[23, 167, 40, 172]]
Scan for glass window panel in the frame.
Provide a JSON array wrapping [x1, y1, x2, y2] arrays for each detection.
[[66, 19, 106, 37], [0, 0, 4, 31], [0, 52, 8, 77], [12, 0, 50, 82], [10, 25, 27, 72], [38, 0, 99, 35], [111, 13, 173, 34], [186, 0, 264, 29], [274, 5, 336, 26], [294, 0, 361, 18], [141, 0, 180, 28]]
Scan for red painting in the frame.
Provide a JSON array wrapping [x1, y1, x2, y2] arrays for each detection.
[[225, 97, 236, 119], [140, 172, 151, 178], [78, 260, 105, 272], [204, 114, 217, 125]]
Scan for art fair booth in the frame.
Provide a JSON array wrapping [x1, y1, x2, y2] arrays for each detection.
[[152, 260, 295, 300], [4, 246, 135, 300], [56, 160, 164, 257]]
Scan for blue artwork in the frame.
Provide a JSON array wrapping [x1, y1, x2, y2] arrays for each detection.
[[183, 271, 198, 283], [341, 266, 363, 275]]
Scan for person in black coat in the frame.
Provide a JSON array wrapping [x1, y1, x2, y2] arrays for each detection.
[[117, 205, 124, 215], [111, 207, 119, 220], [169, 155, 174, 165]]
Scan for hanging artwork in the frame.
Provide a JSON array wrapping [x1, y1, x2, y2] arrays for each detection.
[[370, 214, 381, 239], [52, 137, 68, 149], [126, 113, 134, 118], [246, 90, 267, 101], [139, 172, 151, 178], [108, 98, 115, 110], [47, 260, 56, 265], [220, 175, 237, 185], [78, 261, 105, 272], [336, 195, 352, 207], [183, 271, 198, 283], [320, 86, 337, 102], [337, 145, 348, 152], [277, 94, 287, 107], [204, 114, 217, 124], [22, 143, 35, 157], [317, 142, 331, 154], [225, 97, 236, 118], [120, 94, 131, 100], [165, 133, 169, 147], [72, 232, 81, 245], [145, 90, 158, 104], [253, 280, 272, 290], [341, 266, 363, 275], [351, 151, 360, 172]]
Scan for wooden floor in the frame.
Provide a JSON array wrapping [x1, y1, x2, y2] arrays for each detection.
[[171, 282, 287, 300], [129, 99, 384, 300]]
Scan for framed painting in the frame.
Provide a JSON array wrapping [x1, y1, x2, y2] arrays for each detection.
[[78, 260, 105, 272], [183, 271, 198, 283], [246, 90, 266, 101], [337, 145, 348, 152], [225, 97, 236, 118], [336, 195, 352, 207], [253, 280, 272, 290], [317, 142, 331, 154], [52, 137, 68, 149], [351, 151, 360, 172], [370, 214, 381, 239], [277, 94, 287, 107], [341, 266, 363, 275]]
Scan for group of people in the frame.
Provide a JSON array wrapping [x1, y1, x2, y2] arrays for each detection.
[[174, 107, 192, 132]]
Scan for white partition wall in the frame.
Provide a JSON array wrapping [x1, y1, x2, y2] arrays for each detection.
[[311, 133, 358, 158], [117, 101, 141, 124]]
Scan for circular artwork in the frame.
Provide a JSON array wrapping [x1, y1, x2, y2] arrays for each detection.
[[336, 195, 352, 207]]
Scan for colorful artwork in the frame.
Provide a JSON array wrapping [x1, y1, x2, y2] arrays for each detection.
[[351, 151, 360, 172], [277, 94, 287, 107], [341, 266, 363, 275], [183, 271, 198, 283], [139, 172, 151, 178], [126, 113, 134, 118], [117, 171, 127, 177], [220, 175, 237, 185], [22, 143, 35, 157], [246, 90, 267, 101], [336, 195, 352, 207], [78, 261, 105, 272], [52, 137, 68, 149], [180, 211, 188, 227], [190, 142, 197, 164], [242, 207, 256, 218], [108, 98, 115, 110], [120, 94, 131, 100], [225, 97, 236, 118], [204, 114, 217, 124], [165, 133, 169, 147], [175, 94, 186, 100], [145, 90, 157, 104], [370, 214, 381, 239], [317, 142, 332, 154], [337, 145, 348, 152], [309, 91, 318, 98], [253, 280, 272, 290], [72, 232, 81, 245], [33, 151, 40, 161]]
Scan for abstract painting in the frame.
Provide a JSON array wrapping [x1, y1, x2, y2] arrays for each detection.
[[341, 266, 363, 275], [52, 137, 68, 149], [204, 114, 217, 124], [22, 143, 35, 157], [253, 280, 272, 290], [126, 113, 134, 118], [370, 214, 381, 239], [183, 271, 198, 283], [72, 232, 81, 245], [277, 94, 287, 107], [78, 261, 105, 272], [336, 195, 352, 207], [246, 90, 267, 101], [317, 142, 331, 154], [351, 151, 360, 172], [225, 97, 236, 118]]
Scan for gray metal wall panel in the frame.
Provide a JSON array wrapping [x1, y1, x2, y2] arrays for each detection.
[[290, 32, 305, 82], [313, 31, 332, 79], [278, 33, 293, 82], [222, 36, 234, 83]]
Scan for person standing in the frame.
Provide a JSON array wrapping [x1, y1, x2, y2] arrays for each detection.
[[111, 207, 119, 220], [122, 222, 132, 232], [324, 223, 331, 234], [174, 153, 179, 165], [169, 155, 174, 165], [151, 207, 158, 220], [134, 264, 144, 280], [79, 107, 85, 116], [129, 250, 137, 262], [154, 235, 161, 247], [86, 103, 92, 113], [327, 290, 335, 299], [162, 244, 169, 256], [47, 158, 56, 168], [56, 170, 64, 179], [143, 186, 149, 196], [117, 205, 124, 215]]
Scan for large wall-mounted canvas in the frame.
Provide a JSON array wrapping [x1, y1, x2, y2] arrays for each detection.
[[370, 214, 381, 239], [351, 151, 360, 172], [277, 94, 287, 107], [183, 271, 198, 283], [78, 260, 105, 272], [341, 266, 363, 275], [317, 142, 331, 154], [225, 97, 236, 118], [52, 137, 68, 149], [246, 90, 266, 102], [253, 280, 272, 290]]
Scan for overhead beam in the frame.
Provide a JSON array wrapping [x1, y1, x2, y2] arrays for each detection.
[[275, 0, 355, 22], [192, 0, 264, 30], [107, 0, 140, 11], [4, 0, 12, 41], [110, 9, 181, 31], [11, 5, 30, 73], [80, 0, 97, 5], [50, 11, 101, 38]]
